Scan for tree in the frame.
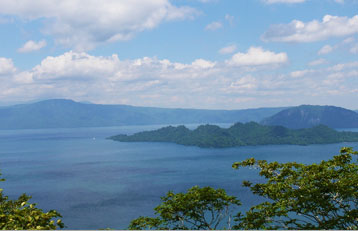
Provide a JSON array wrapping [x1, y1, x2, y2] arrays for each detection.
[[232, 147, 358, 230], [0, 172, 64, 230], [128, 186, 241, 230]]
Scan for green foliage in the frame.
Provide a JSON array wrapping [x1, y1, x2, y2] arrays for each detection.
[[110, 122, 358, 148], [0, 172, 64, 230], [128, 186, 241, 230], [232, 147, 358, 229]]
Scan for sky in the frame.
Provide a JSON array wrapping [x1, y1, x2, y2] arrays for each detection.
[[0, 0, 358, 109]]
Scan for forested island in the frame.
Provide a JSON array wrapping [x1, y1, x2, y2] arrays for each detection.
[[109, 122, 358, 148]]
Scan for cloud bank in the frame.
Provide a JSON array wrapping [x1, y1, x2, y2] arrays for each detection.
[[0, 0, 198, 50], [262, 15, 358, 42], [1, 49, 357, 109]]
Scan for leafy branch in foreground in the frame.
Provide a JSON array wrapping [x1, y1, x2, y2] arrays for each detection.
[[232, 147, 358, 230], [0, 173, 64, 230], [128, 186, 241, 230]]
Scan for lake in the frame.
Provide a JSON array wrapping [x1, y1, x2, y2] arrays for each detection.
[[0, 125, 357, 229]]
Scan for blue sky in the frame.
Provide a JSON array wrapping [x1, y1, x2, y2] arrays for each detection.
[[0, 0, 358, 109]]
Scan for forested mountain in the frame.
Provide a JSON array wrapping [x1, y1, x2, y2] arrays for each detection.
[[261, 105, 358, 129], [0, 99, 286, 129], [109, 122, 358, 148]]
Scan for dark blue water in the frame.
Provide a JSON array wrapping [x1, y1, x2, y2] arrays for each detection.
[[0, 125, 357, 229]]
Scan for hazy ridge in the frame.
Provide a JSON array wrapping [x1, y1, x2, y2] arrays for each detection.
[[0, 99, 286, 130], [262, 105, 358, 129]]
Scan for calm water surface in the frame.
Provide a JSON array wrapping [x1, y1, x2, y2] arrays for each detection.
[[0, 125, 357, 229]]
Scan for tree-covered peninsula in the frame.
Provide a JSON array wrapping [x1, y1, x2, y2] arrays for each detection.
[[109, 122, 358, 148]]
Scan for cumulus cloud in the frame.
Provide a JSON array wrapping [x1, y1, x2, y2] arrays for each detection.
[[292, 62, 358, 89], [290, 69, 315, 78], [15, 51, 220, 85], [0, 58, 16, 75], [262, 15, 358, 42], [228, 75, 258, 91], [328, 61, 358, 71], [0, 0, 198, 51], [18, 40, 47, 53], [350, 44, 358, 54], [343, 37, 355, 44], [205, 21, 222, 31], [225, 14, 234, 25], [3, 51, 358, 109], [0, 50, 290, 108], [218, 44, 237, 54], [31, 51, 122, 81], [13, 71, 34, 84], [226, 47, 288, 66], [191, 59, 216, 68], [308, 58, 327, 66], [318, 45, 333, 55], [263, 0, 306, 4]]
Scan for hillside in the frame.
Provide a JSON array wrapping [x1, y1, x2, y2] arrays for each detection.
[[109, 122, 358, 148], [0, 99, 286, 130], [261, 105, 358, 129]]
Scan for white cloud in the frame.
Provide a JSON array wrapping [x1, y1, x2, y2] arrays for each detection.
[[0, 51, 290, 108], [17, 51, 219, 84], [3, 51, 358, 109], [308, 58, 327, 66], [343, 37, 355, 44], [328, 61, 358, 71], [350, 44, 358, 54], [318, 45, 333, 55], [263, 0, 306, 4], [218, 44, 237, 54], [205, 21, 222, 31], [228, 75, 257, 91], [191, 59, 216, 69], [13, 72, 33, 84], [290, 69, 315, 78], [0, 58, 16, 75], [18, 40, 47, 53], [0, 0, 198, 51], [226, 47, 288, 66], [262, 15, 358, 42], [32, 51, 122, 81], [225, 14, 234, 25]]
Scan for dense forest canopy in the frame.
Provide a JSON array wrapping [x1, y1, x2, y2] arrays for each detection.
[[110, 122, 358, 148]]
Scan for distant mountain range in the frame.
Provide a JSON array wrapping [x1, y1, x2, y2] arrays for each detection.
[[0, 99, 286, 130], [109, 122, 358, 148], [261, 105, 358, 129], [1, 100, 357, 130]]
